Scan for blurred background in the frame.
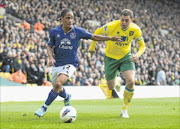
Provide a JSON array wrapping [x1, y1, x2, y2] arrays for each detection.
[[0, 0, 179, 87]]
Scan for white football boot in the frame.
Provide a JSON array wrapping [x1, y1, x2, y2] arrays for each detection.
[[120, 109, 129, 118]]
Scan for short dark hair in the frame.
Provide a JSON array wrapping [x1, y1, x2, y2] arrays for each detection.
[[121, 9, 134, 18], [59, 9, 73, 19]]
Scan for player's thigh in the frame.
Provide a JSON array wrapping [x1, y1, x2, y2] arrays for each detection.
[[119, 54, 135, 86], [104, 56, 119, 81], [122, 70, 135, 81], [121, 70, 135, 85], [120, 58, 135, 72], [55, 74, 69, 86], [51, 64, 76, 85], [107, 78, 116, 90]]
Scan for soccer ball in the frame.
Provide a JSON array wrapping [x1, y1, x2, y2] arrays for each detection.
[[60, 106, 77, 123]]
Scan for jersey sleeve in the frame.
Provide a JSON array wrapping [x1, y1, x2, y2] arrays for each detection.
[[135, 28, 143, 42], [135, 28, 146, 57], [78, 27, 93, 39], [47, 29, 55, 47], [89, 25, 108, 51], [101, 24, 109, 35]]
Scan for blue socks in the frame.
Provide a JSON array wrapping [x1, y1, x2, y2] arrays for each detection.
[[44, 88, 68, 107], [59, 88, 68, 99], [45, 89, 59, 106]]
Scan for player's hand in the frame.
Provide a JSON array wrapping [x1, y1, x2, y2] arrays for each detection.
[[110, 36, 122, 42], [132, 53, 139, 63], [49, 57, 56, 67], [89, 50, 96, 56]]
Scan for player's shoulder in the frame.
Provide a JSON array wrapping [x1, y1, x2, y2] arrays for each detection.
[[72, 26, 89, 34], [106, 20, 120, 27], [130, 22, 141, 31], [73, 25, 85, 31], [103, 20, 120, 32], [50, 26, 61, 33]]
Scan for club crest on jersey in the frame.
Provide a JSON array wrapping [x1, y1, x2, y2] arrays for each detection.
[[116, 31, 120, 35], [70, 32, 76, 39], [129, 31, 134, 36]]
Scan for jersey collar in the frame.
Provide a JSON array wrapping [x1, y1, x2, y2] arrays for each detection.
[[120, 22, 132, 31], [120, 25, 129, 31], [59, 24, 74, 34]]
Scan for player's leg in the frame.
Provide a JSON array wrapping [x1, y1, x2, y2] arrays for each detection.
[[45, 65, 76, 106], [47, 73, 69, 106], [118, 53, 135, 118], [120, 70, 135, 118], [107, 78, 116, 90], [34, 74, 69, 117], [35, 65, 76, 117], [55, 74, 71, 106], [57, 65, 76, 106], [104, 56, 120, 90]]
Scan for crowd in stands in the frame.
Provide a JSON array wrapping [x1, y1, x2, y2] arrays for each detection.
[[0, 0, 179, 86]]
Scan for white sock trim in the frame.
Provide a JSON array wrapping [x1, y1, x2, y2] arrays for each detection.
[[65, 94, 69, 99], [44, 104, 48, 108], [123, 104, 128, 107]]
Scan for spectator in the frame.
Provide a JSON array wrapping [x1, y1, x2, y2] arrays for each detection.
[[28, 63, 39, 84], [0, 51, 12, 72], [21, 20, 30, 30], [0, 46, 8, 62], [8, 69, 27, 84], [37, 64, 44, 85], [76, 71, 85, 86], [0, 0, 179, 86], [88, 78, 94, 86], [42, 78, 52, 86], [34, 19, 45, 33], [156, 66, 166, 85], [44, 67, 52, 82]]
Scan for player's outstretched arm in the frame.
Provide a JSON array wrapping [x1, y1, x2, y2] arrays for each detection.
[[89, 35, 121, 55], [47, 46, 56, 66], [91, 35, 121, 42], [89, 28, 102, 55]]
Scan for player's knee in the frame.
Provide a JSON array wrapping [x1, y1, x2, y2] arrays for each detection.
[[127, 79, 135, 88], [54, 81, 63, 91], [108, 85, 114, 90]]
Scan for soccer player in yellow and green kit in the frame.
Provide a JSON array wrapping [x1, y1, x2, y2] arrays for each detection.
[[89, 9, 146, 118]]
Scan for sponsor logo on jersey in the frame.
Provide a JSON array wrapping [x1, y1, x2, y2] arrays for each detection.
[[115, 42, 128, 46], [121, 36, 127, 42], [59, 38, 73, 50]]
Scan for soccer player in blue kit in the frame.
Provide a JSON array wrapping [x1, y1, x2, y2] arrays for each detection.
[[35, 9, 121, 117]]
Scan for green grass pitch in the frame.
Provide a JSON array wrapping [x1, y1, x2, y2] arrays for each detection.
[[0, 98, 179, 129]]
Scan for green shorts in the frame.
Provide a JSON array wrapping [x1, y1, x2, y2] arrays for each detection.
[[104, 53, 135, 81]]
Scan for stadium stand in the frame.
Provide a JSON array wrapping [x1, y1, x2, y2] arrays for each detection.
[[0, 0, 179, 86]]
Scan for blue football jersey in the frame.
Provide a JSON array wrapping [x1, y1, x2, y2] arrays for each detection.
[[48, 25, 93, 67]]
